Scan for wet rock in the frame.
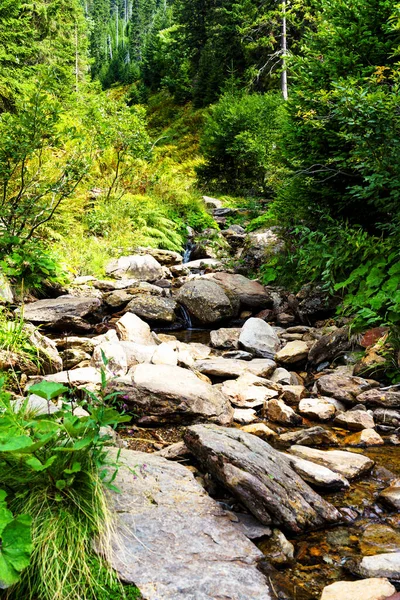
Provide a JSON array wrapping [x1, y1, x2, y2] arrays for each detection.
[[267, 399, 302, 426], [239, 318, 280, 359], [360, 524, 400, 556], [21, 295, 101, 330], [259, 529, 294, 566], [281, 453, 349, 490], [210, 327, 241, 349], [271, 367, 292, 385], [308, 326, 353, 365], [115, 312, 156, 346], [184, 425, 341, 533], [298, 397, 336, 421], [344, 428, 384, 447], [379, 479, 400, 510], [357, 389, 400, 408], [279, 426, 338, 447], [275, 341, 309, 364], [288, 446, 374, 479], [107, 449, 273, 600], [320, 578, 396, 600], [221, 373, 279, 408], [125, 295, 177, 324], [315, 374, 378, 404], [91, 342, 128, 376], [334, 409, 375, 431], [357, 553, 400, 582], [374, 409, 400, 428], [177, 280, 239, 325], [108, 364, 233, 426], [233, 408, 257, 424], [241, 423, 277, 439], [194, 357, 276, 379], [151, 343, 178, 366], [204, 273, 272, 309], [106, 254, 164, 281]]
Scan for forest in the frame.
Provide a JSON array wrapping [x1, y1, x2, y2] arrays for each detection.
[[0, 0, 399, 599]]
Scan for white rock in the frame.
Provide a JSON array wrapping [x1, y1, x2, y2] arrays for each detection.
[[288, 446, 374, 480], [221, 373, 279, 408], [106, 254, 164, 281], [116, 312, 155, 345], [91, 342, 128, 376], [282, 453, 349, 490], [233, 408, 257, 424], [239, 318, 280, 358], [359, 553, 400, 581], [320, 578, 396, 600], [299, 397, 336, 421], [151, 343, 178, 366], [270, 367, 292, 385]]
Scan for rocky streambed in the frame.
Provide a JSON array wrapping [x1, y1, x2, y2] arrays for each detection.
[[9, 235, 400, 600]]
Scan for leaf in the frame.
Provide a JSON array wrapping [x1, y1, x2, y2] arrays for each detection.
[[25, 455, 57, 472], [0, 510, 32, 589], [64, 461, 81, 475], [55, 480, 67, 491], [28, 381, 68, 401], [0, 435, 33, 452]]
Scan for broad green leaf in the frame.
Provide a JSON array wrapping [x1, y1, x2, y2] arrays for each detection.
[[28, 381, 68, 401]]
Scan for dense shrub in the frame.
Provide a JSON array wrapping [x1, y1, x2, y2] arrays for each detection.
[[197, 92, 283, 194]]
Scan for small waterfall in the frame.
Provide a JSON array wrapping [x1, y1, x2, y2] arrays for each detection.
[[179, 305, 193, 329], [182, 241, 194, 264]]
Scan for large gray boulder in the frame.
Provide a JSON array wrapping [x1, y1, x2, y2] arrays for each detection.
[[357, 388, 400, 408], [239, 318, 280, 358], [108, 364, 234, 425], [125, 295, 177, 323], [106, 254, 165, 281], [315, 374, 379, 404], [106, 449, 273, 600], [177, 280, 239, 325], [184, 425, 341, 533], [203, 272, 272, 309], [21, 295, 101, 331]]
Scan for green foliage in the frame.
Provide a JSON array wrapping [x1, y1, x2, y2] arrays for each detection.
[[0, 375, 130, 600], [0, 310, 40, 371], [197, 92, 283, 194], [0, 491, 33, 589]]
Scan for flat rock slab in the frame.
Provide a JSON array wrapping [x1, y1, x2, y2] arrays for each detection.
[[22, 295, 101, 328], [194, 357, 276, 379], [321, 578, 396, 600], [184, 425, 341, 533], [280, 452, 349, 491], [357, 553, 400, 582], [107, 449, 272, 600], [288, 445, 374, 479]]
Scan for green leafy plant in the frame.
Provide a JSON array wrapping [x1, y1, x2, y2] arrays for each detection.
[[0, 375, 130, 600], [0, 490, 32, 590]]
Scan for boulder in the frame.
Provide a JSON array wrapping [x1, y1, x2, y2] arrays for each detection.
[[21, 295, 101, 331], [239, 318, 280, 358], [270, 367, 292, 385], [107, 449, 273, 600], [35, 367, 102, 387], [55, 336, 96, 354], [108, 364, 233, 426], [288, 445, 374, 479], [94, 278, 139, 291], [315, 374, 378, 404], [177, 280, 239, 325], [151, 343, 178, 366], [298, 397, 336, 421], [344, 428, 384, 447], [357, 389, 400, 408], [120, 341, 155, 366], [125, 295, 177, 323], [210, 327, 241, 349], [374, 409, 400, 428], [320, 578, 396, 600], [281, 453, 349, 491], [91, 342, 128, 376], [105, 254, 164, 281], [115, 312, 155, 346], [308, 326, 352, 364], [282, 385, 306, 404], [267, 399, 302, 425], [233, 408, 257, 424], [104, 290, 135, 309], [203, 272, 272, 309], [275, 341, 309, 364], [334, 409, 375, 431], [357, 553, 400, 582], [138, 247, 183, 266], [194, 357, 276, 379], [379, 479, 400, 510], [184, 425, 341, 533], [279, 426, 338, 447], [25, 324, 63, 374], [221, 373, 279, 408]]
